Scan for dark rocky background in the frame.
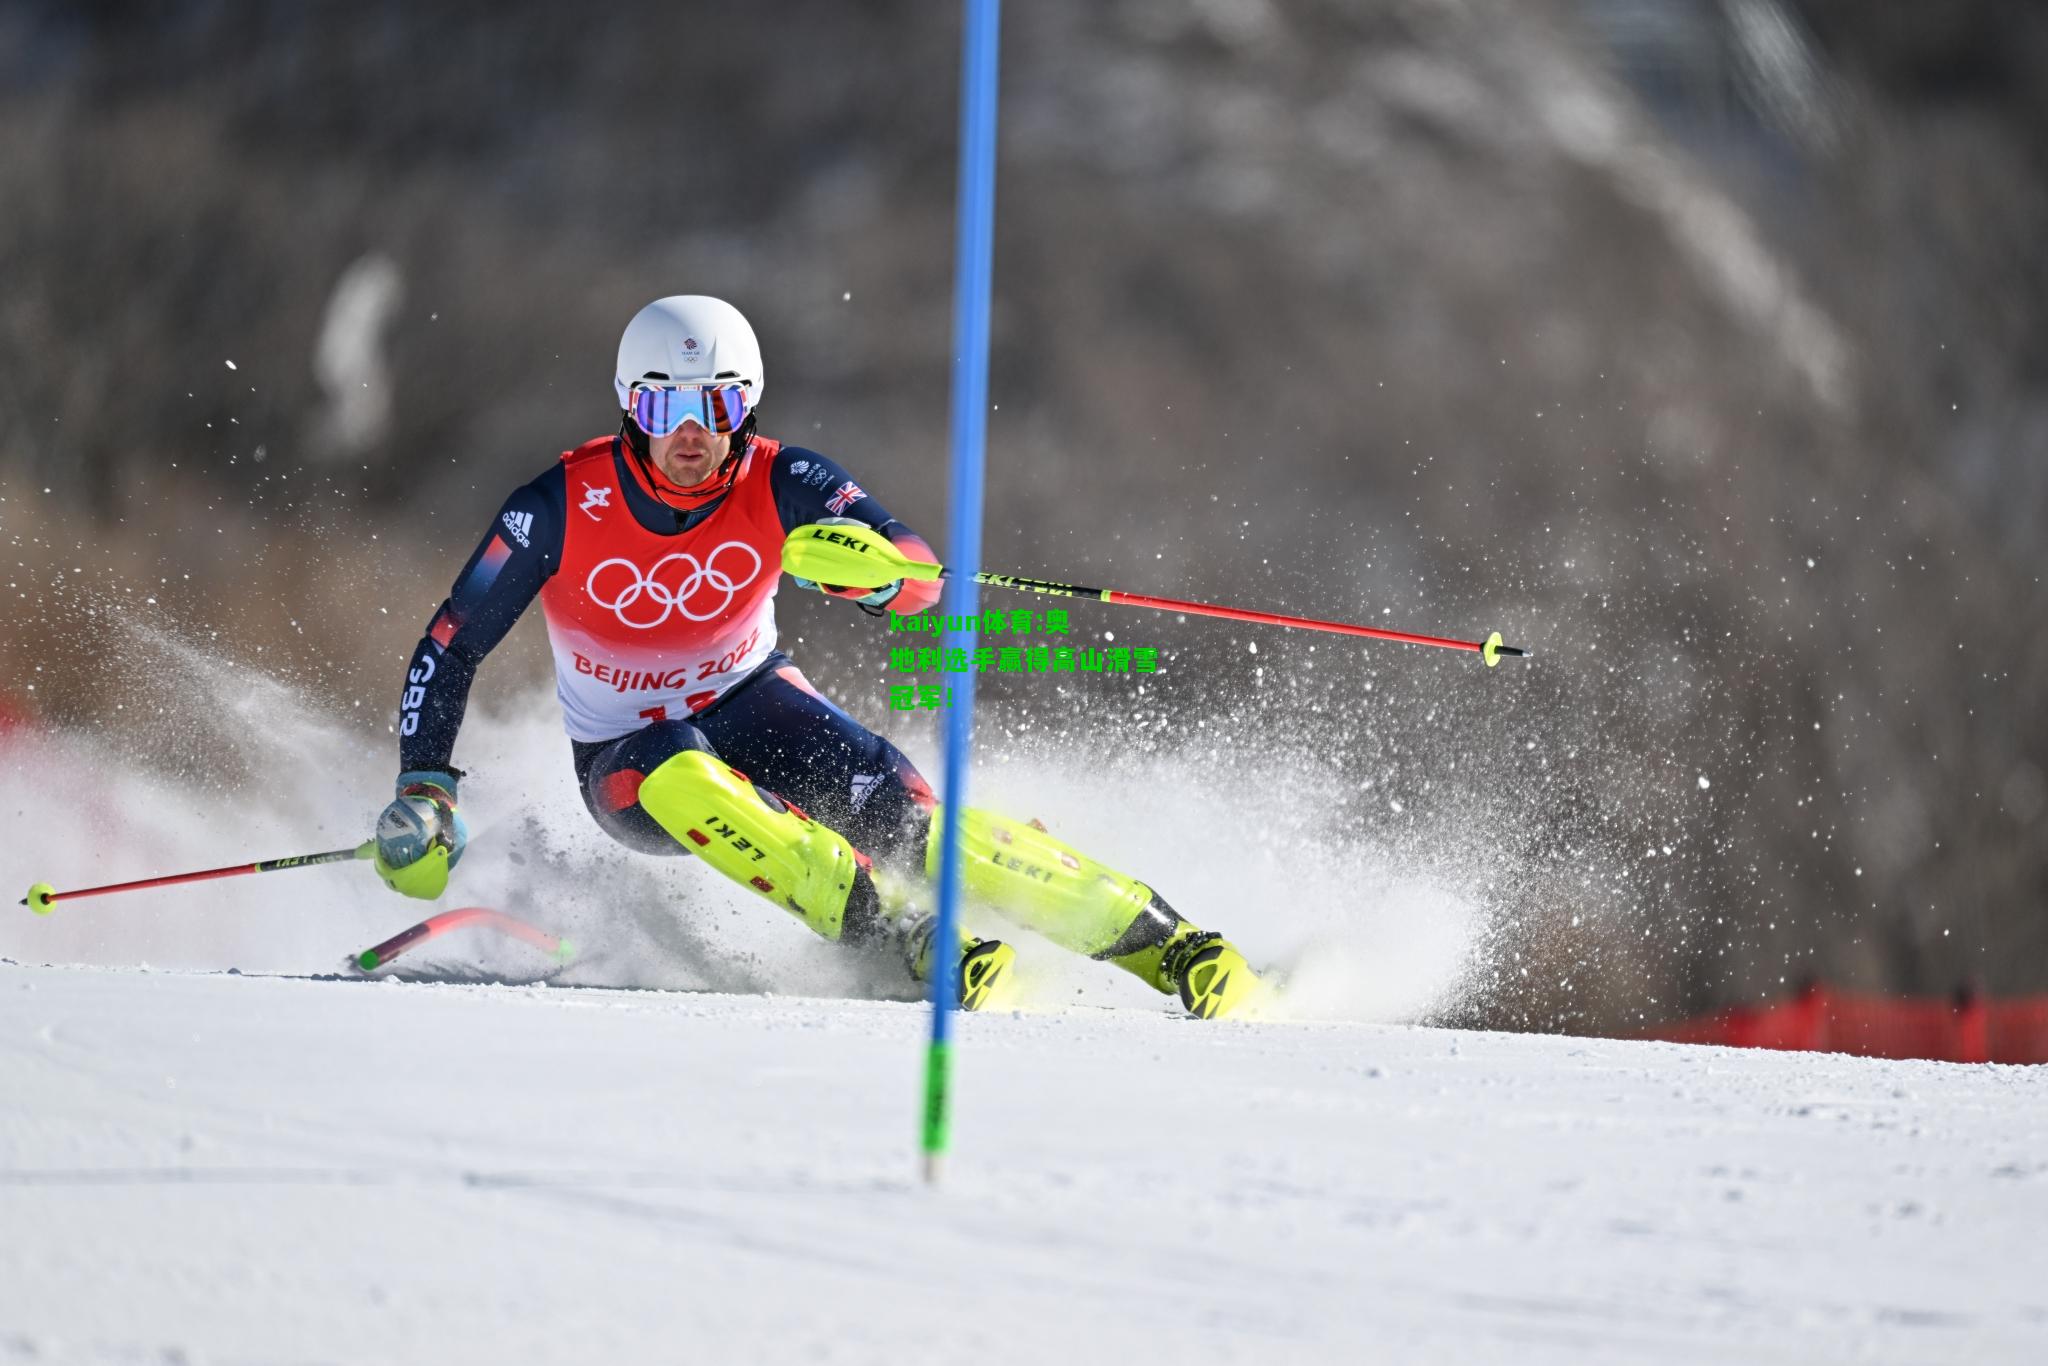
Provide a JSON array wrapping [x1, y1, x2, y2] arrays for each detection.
[[3, 0, 2043, 1029]]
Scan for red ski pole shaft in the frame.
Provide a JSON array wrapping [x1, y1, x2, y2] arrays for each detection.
[[23, 842, 375, 914], [973, 573, 1526, 661], [782, 525, 1528, 660], [1107, 588, 1518, 656]]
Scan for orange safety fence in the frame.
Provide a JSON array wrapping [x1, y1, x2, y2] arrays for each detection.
[[1642, 983, 2048, 1064]]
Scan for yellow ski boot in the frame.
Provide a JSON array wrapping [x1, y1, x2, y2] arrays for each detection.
[[897, 909, 1017, 1012], [1158, 928, 1264, 1020]]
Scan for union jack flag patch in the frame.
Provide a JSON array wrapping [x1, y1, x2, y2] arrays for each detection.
[[825, 480, 866, 515]]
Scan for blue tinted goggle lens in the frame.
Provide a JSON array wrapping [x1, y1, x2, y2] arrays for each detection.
[[629, 383, 749, 437]]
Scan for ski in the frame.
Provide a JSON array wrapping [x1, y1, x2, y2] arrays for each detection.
[[351, 906, 576, 973]]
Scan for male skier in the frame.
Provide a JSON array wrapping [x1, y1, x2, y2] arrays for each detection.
[[371, 295, 1261, 1018]]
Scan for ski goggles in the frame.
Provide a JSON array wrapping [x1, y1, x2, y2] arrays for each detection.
[[627, 381, 751, 438]]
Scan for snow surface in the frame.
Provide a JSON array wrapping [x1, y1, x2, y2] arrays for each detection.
[[3, 964, 2044, 1365]]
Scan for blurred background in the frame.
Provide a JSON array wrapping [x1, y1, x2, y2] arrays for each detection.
[[2, 0, 2043, 1031]]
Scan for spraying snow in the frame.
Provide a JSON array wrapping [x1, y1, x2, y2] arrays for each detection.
[[3, 619, 1502, 1023]]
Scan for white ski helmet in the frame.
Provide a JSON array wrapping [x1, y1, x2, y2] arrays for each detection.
[[613, 295, 764, 413]]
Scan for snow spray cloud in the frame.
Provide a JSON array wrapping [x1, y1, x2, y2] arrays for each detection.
[[0, 611, 944, 1001], [1, 586, 1747, 1033], [0, 618, 401, 971], [0, 606, 1492, 1018], [941, 691, 1499, 1024], [891, 572, 1759, 1036]]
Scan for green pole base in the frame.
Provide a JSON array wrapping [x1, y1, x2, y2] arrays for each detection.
[[25, 882, 57, 915], [920, 1039, 954, 1178]]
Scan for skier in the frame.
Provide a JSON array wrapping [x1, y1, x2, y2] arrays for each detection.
[[371, 295, 1262, 1018]]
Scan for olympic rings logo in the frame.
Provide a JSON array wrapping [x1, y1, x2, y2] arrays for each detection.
[[585, 542, 763, 629]]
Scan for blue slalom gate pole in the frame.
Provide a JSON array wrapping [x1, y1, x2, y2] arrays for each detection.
[[922, 0, 1002, 1184]]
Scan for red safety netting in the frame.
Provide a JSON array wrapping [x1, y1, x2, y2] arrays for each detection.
[[1641, 984, 2048, 1064]]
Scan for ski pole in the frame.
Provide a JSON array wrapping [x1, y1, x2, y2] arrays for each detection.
[[783, 523, 1530, 665], [22, 842, 375, 915]]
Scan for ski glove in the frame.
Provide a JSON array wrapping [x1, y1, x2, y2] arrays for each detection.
[[790, 516, 902, 617], [791, 574, 901, 616], [374, 769, 469, 900]]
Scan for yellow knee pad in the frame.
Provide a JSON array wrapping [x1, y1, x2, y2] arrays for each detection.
[[638, 750, 865, 940]]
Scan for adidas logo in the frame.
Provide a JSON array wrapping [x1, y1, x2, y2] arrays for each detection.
[[849, 773, 882, 811], [501, 509, 533, 548]]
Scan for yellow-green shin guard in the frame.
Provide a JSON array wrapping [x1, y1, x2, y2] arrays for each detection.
[[638, 750, 866, 940], [926, 808, 1192, 991]]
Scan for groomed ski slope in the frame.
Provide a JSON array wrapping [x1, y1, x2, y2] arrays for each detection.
[[1, 966, 2042, 1365]]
